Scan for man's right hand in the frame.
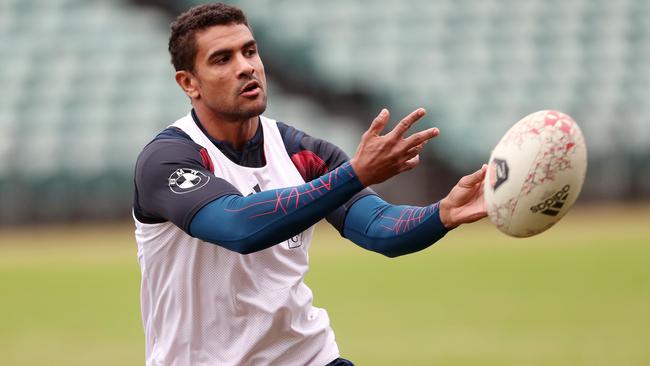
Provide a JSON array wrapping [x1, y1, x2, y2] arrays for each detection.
[[350, 108, 440, 186]]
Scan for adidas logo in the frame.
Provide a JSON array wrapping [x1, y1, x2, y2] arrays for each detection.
[[530, 185, 571, 216]]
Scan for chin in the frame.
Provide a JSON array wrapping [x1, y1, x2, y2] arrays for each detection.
[[209, 97, 267, 121], [241, 100, 267, 118]]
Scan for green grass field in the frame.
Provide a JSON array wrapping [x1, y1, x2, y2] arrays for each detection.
[[1, 204, 649, 366]]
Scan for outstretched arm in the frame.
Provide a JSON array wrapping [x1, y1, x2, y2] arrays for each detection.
[[343, 195, 448, 257], [188, 108, 439, 254], [341, 165, 488, 257], [190, 162, 363, 254]]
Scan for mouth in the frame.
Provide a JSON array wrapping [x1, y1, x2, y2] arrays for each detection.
[[240, 80, 262, 97]]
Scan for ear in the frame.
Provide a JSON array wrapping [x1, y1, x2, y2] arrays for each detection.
[[175, 70, 200, 99]]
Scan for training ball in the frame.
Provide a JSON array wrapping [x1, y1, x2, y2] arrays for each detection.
[[484, 110, 587, 237]]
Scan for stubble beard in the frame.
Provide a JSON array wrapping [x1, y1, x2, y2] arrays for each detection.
[[225, 84, 268, 121], [209, 93, 267, 123], [234, 94, 267, 120]]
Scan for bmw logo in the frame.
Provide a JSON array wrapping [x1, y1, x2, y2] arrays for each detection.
[[168, 168, 210, 194]]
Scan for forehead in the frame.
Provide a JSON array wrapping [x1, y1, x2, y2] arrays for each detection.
[[194, 23, 255, 57]]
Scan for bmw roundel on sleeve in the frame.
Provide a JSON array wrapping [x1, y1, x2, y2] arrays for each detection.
[[168, 168, 210, 194]]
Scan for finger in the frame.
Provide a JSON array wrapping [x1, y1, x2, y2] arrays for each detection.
[[458, 164, 488, 188], [388, 108, 426, 139], [367, 108, 390, 136], [465, 210, 488, 223], [403, 127, 439, 149], [478, 178, 486, 196], [403, 145, 422, 162], [405, 141, 426, 157], [476, 179, 486, 208], [401, 154, 421, 171], [479, 181, 487, 212]]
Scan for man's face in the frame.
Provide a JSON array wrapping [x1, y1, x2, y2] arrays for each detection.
[[190, 23, 267, 120]]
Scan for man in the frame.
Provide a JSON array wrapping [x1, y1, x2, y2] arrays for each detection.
[[133, 3, 487, 365]]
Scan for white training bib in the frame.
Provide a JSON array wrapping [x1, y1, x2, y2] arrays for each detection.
[[134, 113, 339, 366]]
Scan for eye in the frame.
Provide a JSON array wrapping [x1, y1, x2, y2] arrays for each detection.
[[214, 56, 229, 65], [244, 47, 257, 57]]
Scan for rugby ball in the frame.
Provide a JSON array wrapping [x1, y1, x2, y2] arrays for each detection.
[[484, 110, 587, 237]]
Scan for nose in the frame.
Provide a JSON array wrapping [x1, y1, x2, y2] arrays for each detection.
[[235, 54, 255, 78]]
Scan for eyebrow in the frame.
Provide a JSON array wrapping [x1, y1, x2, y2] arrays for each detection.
[[206, 39, 257, 63]]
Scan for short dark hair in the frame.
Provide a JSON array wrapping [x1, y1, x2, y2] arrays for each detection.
[[168, 3, 250, 72]]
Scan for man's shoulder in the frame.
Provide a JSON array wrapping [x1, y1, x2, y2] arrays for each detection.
[[274, 120, 307, 155], [136, 127, 204, 169], [145, 126, 194, 149]]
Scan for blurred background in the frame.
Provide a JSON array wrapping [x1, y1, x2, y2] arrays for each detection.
[[0, 0, 648, 365]]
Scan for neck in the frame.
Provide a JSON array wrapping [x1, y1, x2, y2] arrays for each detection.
[[193, 104, 259, 150]]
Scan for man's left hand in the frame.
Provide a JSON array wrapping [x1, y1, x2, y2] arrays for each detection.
[[439, 164, 488, 229]]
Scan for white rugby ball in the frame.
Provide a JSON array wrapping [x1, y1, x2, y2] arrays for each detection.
[[484, 110, 587, 237]]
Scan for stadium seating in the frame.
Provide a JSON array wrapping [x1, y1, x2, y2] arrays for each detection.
[[0, 0, 362, 223], [192, 0, 650, 198], [1, 0, 648, 223]]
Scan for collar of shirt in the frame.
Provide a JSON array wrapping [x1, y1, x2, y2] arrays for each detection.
[[191, 109, 265, 167]]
